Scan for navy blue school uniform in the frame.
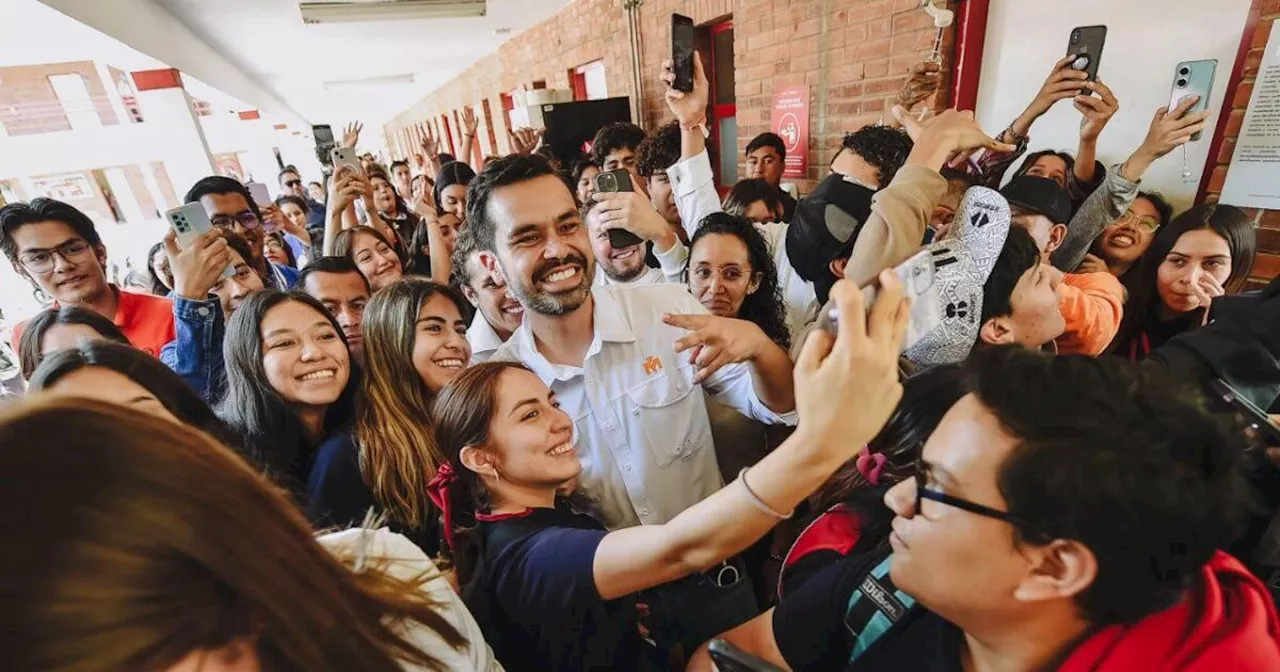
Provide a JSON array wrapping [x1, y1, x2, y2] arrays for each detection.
[[468, 506, 663, 672]]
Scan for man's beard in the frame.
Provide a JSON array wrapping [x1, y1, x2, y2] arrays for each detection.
[[506, 252, 595, 316], [600, 245, 648, 282]]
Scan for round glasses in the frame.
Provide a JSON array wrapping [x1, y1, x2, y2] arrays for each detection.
[[1115, 210, 1160, 233]]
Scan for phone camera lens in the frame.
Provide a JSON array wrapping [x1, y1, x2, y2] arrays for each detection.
[[1070, 31, 1079, 43], [1179, 67, 1191, 76], [1177, 79, 1189, 88]]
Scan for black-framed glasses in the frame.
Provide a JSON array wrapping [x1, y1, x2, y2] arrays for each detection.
[[210, 211, 261, 231], [284, 179, 302, 188], [913, 464, 1046, 534], [19, 239, 94, 273]]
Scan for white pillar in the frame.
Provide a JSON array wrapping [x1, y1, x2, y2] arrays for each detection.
[[130, 68, 216, 198]]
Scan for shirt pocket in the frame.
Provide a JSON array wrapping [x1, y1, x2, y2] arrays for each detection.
[[624, 369, 713, 468]]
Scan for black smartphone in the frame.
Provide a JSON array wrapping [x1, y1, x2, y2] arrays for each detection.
[[1066, 25, 1107, 87], [313, 124, 336, 168], [594, 168, 644, 248], [708, 639, 785, 672], [1210, 378, 1280, 447], [672, 13, 695, 93]]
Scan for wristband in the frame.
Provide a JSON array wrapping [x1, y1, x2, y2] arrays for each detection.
[[680, 117, 711, 138], [738, 468, 793, 520]]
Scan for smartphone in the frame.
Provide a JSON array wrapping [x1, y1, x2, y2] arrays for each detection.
[[164, 203, 234, 278], [707, 639, 785, 672], [672, 13, 695, 93], [246, 181, 271, 208], [331, 147, 362, 176], [313, 124, 336, 168], [594, 168, 645, 248], [818, 248, 941, 349], [1066, 25, 1107, 86], [1210, 378, 1280, 447], [1169, 59, 1218, 142]]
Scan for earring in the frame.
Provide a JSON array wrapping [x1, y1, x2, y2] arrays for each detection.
[[492, 469, 501, 484]]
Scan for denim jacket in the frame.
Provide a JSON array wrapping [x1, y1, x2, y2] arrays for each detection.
[[160, 295, 224, 402]]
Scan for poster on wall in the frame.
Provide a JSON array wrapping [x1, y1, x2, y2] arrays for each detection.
[[1221, 19, 1280, 209], [31, 174, 94, 201], [770, 86, 810, 179]]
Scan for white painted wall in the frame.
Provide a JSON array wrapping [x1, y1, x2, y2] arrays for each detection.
[[974, 0, 1252, 209]]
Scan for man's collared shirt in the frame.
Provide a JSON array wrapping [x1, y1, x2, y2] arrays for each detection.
[[466, 312, 508, 365], [11, 285, 175, 359], [491, 283, 797, 529]]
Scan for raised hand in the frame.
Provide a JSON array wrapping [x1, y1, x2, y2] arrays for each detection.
[[895, 107, 1017, 169], [661, 51, 710, 128], [1139, 97, 1213, 160], [1077, 79, 1119, 142], [663, 314, 771, 383], [1189, 271, 1226, 311], [1028, 55, 1090, 117], [328, 164, 367, 213], [792, 271, 910, 454], [420, 123, 439, 157], [462, 107, 479, 136], [896, 61, 943, 111], [342, 121, 363, 149], [508, 127, 542, 154], [591, 191, 673, 245], [165, 228, 231, 301]]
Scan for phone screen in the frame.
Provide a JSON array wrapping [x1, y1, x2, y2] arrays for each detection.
[[313, 125, 335, 145], [672, 14, 695, 93], [246, 181, 271, 208], [818, 248, 940, 349]]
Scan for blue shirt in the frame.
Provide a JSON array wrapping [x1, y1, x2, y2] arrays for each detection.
[[475, 507, 654, 671], [306, 429, 375, 529], [160, 295, 224, 402]]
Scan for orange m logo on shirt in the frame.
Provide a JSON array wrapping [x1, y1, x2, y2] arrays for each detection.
[[643, 356, 663, 376]]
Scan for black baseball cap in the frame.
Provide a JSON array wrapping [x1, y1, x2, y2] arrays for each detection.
[[1000, 175, 1071, 225], [785, 174, 875, 284]]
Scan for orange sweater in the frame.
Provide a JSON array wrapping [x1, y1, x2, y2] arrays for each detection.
[[1056, 272, 1125, 356]]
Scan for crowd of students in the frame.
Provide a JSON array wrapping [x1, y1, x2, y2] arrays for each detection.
[[1, 44, 1279, 672]]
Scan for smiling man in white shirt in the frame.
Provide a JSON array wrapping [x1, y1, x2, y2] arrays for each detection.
[[470, 153, 797, 530]]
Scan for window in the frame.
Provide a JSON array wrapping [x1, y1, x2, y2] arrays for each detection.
[[48, 73, 101, 130], [571, 61, 608, 101]]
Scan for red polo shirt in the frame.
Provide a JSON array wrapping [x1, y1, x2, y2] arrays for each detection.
[[10, 286, 176, 360]]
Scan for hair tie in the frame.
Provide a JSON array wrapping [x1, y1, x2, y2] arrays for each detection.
[[855, 446, 887, 486], [426, 462, 458, 550]]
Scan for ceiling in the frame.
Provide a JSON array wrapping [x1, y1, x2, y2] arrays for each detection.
[[153, 0, 572, 128]]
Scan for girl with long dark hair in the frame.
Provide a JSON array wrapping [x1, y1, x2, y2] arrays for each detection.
[[1110, 204, 1257, 360], [17, 305, 128, 379], [425, 279, 908, 671], [333, 225, 405, 292], [28, 339, 234, 445], [217, 290, 358, 499], [435, 161, 476, 223], [369, 166, 421, 245]]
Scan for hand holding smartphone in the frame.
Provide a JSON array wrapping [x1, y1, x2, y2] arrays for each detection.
[[331, 147, 363, 176], [1168, 60, 1217, 142], [1066, 25, 1107, 91], [164, 203, 234, 278], [818, 248, 940, 349], [594, 168, 645, 248], [672, 13, 695, 93]]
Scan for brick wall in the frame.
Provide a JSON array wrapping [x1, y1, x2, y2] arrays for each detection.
[[385, 0, 953, 192], [1204, 0, 1280, 288], [0, 61, 119, 136]]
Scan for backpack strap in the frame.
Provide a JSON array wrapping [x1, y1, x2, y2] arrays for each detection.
[[844, 554, 918, 664]]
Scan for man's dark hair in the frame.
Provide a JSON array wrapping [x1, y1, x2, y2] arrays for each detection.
[[1014, 150, 1076, 182], [591, 122, 646, 166], [745, 132, 787, 161], [274, 195, 309, 214], [297, 255, 371, 294], [723, 178, 784, 219], [465, 153, 561, 255], [836, 125, 913, 188], [277, 166, 300, 185], [1137, 191, 1174, 229], [437, 152, 457, 165], [635, 121, 681, 179], [0, 198, 103, 265], [964, 345, 1252, 625], [389, 160, 410, 173], [449, 226, 480, 290], [980, 226, 1041, 323], [184, 176, 261, 220]]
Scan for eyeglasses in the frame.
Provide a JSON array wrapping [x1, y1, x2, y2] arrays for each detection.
[[690, 265, 753, 285], [210, 211, 261, 231], [284, 179, 302, 188], [19, 239, 94, 273], [912, 463, 1046, 535], [1115, 210, 1161, 233]]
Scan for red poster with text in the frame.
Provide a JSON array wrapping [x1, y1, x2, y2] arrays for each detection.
[[771, 86, 810, 179]]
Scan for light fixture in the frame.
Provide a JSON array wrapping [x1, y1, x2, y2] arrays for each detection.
[[322, 73, 417, 88], [300, 0, 486, 24]]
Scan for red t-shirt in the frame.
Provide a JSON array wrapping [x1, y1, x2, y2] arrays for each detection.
[[10, 286, 176, 361]]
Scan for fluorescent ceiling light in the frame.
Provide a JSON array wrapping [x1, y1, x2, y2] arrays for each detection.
[[323, 73, 417, 88], [300, 1, 486, 24]]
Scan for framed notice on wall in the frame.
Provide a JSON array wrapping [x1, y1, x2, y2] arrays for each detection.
[[771, 86, 810, 179], [1221, 19, 1280, 209]]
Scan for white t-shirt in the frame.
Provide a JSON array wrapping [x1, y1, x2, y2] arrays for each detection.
[[317, 528, 503, 671]]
